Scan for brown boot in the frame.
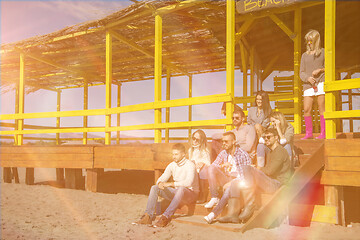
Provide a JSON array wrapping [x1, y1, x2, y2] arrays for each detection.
[[218, 198, 241, 223], [132, 213, 153, 225], [238, 188, 256, 223]]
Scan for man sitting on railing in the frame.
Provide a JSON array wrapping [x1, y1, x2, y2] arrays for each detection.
[[204, 131, 252, 209], [204, 128, 292, 224], [132, 143, 199, 228]]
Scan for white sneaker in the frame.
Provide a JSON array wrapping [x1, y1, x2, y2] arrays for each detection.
[[204, 212, 215, 224], [204, 197, 219, 209]]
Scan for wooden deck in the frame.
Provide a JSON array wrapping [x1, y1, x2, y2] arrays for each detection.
[[1, 135, 359, 231]]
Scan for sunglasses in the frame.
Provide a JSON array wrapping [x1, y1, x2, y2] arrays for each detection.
[[192, 137, 201, 142], [307, 40, 313, 44], [264, 135, 274, 140], [232, 117, 241, 120]]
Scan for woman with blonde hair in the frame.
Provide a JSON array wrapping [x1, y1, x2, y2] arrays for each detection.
[[300, 30, 325, 139], [189, 129, 211, 203], [256, 111, 294, 167]]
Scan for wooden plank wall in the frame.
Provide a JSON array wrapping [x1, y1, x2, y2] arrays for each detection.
[[0, 146, 94, 169], [321, 139, 360, 187]]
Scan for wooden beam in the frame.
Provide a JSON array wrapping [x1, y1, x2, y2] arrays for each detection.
[[261, 55, 279, 81], [321, 171, 360, 187], [269, 14, 295, 40], [241, 143, 324, 232], [155, 0, 206, 16], [154, 14, 162, 143], [105, 31, 112, 145]]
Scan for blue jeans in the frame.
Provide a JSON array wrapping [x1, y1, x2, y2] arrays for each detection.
[[207, 164, 234, 198], [199, 166, 208, 179], [211, 165, 281, 217], [145, 185, 198, 219], [211, 179, 243, 217]]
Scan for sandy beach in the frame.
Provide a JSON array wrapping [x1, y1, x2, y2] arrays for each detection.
[[1, 181, 360, 240]]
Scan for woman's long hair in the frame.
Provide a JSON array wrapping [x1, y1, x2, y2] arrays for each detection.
[[189, 129, 208, 158], [255, 90, 272, 117], [269, 111, 288, 135], [305, 29, 322, 57]]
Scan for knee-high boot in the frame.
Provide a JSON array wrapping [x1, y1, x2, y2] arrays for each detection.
[[316, 115, 326, 139], [218, 198, 242, 223], [301, 116, 313, 140], [238, 188, 256, 223]]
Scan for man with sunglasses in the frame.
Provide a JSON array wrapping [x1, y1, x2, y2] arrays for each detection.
[[204, 131, 251, 209], [205, 128, 291, 223]]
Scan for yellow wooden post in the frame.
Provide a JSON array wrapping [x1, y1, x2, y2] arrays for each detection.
[[105, 31, 112, 145], [250, 46, 255, 96], [165, 68, 171, 143], [154, 14, 162, 143], [56, 89, 64, 183], [83, 79, 88, 145], [188, 75, 193, 141], [17, 53, 25, 146], [14, 82, 19, 145], [56, 90, 61, 145], [293, 8, 302, 134], [240, 41, 248, 111], [116, 83, 121, 144], [226, 0, 235, 131], [324, 0, 336, 139]]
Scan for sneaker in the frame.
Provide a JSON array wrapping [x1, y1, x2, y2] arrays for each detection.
[[204, 212, 215, 224], [153, 215, 170, 228], [204, 198, 219, 209], [132, 213, 152, 225]]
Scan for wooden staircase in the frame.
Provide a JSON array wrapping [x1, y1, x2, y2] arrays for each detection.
[[173, 139, 325, 232]]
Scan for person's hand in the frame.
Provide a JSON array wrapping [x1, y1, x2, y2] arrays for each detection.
[[273, 119, 281, 128], [312, 68, 323, 77], [196, 162, 205, 170], [158, 182, 172, 189], [223, 181, 231, 190], [221, 162, 232, 172], [307, 76, 316, 85]]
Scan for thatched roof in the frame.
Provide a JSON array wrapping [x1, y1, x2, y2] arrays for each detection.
[[1, 0, 359, 93]]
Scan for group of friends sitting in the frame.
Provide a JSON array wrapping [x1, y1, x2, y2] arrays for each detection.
[[132, 91, 296, 228]]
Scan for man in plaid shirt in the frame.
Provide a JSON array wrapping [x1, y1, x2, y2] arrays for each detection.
[[204, 131, 251, 209]]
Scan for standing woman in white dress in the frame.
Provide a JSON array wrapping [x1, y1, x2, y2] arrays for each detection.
[[300, 30, 326, 139]]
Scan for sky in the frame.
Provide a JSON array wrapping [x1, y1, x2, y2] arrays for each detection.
[[1, 1, 357, 142], [1, 0, 260, 140]]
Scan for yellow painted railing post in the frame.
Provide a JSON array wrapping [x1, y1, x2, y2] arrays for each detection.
[[293, 8, 302, 134], [165, 68, 171, 143], [250, 46, 255, 96], [324, 0, 336, 139], [56, 90, 61, 145], [188, 75, 193, 141], [116, 83, 121, 144], [105, 31, 112, 145], [17, 53, 25, 145], [240, 41, 248, 111], [14, 81, 19, 145], [154, 14, 162, 143], [226, 0, 235, 131], [83, 79, 88, 145]]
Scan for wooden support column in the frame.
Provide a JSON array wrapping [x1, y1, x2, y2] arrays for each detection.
[[154, 14, 162, 143], [240, 41, 248, 111], [56, 89, 64, 184], [116, 83, 121, 144], [250, 46, 255, 96], [83, 79, 88, 145], [225, 0, 235, 131], [324, 0, 337, 139], [165, 68, 171, 143], [188, 75, 193, 141], [105, 30, 112, 145], [293, 8, 302, 134], [17, 53, 34, 185]]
